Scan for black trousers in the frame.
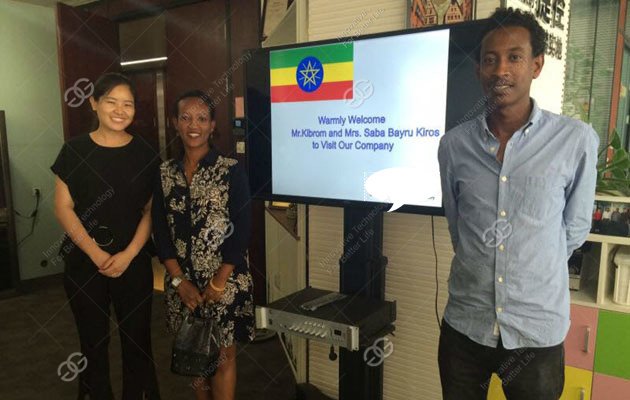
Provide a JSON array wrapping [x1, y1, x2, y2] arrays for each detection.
[[438, 321, 565, 400], [64, 252, 160, 400]]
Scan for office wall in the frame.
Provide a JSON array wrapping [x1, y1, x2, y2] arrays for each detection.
[[0, 0, 66, 280]]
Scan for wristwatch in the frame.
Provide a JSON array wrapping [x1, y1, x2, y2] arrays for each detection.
[[171, 275, 184, 289]]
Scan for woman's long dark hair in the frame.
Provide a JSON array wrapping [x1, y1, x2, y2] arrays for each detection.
[[172, 90, 216, 120], [93, 72, 137, 101]]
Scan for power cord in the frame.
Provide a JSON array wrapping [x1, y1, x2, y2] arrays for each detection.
[[16, 188, 40, 246], [431, 216, 441, 328]]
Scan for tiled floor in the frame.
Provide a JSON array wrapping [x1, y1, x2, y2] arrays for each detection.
[[0, 273, 296, 399]]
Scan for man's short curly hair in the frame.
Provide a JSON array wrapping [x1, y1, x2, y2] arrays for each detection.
[[477, 7, 547, 62]]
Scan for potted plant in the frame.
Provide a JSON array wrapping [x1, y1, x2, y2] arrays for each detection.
[[596, 129, 630, 196]]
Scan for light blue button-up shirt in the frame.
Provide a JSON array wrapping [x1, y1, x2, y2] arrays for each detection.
[[438, 100, 599, 349]]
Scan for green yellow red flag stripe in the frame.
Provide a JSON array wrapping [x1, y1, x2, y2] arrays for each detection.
[[271, 81, 354, 102], [270, 42, 354, 103], [270, 61, 353, 86], [270, 43, 353, 69]]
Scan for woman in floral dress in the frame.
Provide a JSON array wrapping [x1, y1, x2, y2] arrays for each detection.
[[152, 90, 254, 400]]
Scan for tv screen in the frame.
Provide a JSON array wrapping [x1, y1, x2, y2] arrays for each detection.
[[245, 21, 485, 215]]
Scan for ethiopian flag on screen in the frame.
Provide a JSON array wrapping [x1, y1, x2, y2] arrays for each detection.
[[270, 43, 353, 103]]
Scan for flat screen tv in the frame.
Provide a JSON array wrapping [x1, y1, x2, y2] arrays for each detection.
[[245, 21, 485, 215]]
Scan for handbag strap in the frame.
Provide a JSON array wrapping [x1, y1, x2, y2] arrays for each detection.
[[184, 304, 213, 320]]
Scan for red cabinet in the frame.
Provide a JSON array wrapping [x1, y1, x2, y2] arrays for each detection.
[[591, 373, 630, 400], [565, 305, 599, 370]]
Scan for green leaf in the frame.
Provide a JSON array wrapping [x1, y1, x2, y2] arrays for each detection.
[[610, 130, 621, 149], [611, 170, 625, 179], [600, 177, 630, 184], [600, 158, 630, 172], [612, 148, 628, 163], [607, 180, 630, 193]]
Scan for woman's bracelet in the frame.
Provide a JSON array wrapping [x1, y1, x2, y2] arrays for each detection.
[[210, 278, 225, 292]]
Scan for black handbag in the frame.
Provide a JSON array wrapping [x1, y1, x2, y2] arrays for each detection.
[[171, 306, 221, 377]]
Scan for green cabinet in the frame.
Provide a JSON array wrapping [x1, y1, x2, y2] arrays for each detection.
[[594, 310, 630, 379], [487, 307, 630, 399]]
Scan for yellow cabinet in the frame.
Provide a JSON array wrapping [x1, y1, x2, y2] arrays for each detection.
[[486, 367, 592, 400], [561, 366, 592, 400], [487, 373, 506, 400]]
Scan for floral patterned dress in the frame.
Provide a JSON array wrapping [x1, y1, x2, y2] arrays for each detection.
[[152, 149, 254, 347]]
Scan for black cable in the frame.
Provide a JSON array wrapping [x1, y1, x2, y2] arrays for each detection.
[[15, 189, 40, 219], [431, 215, 441, 328], [14, 210, 33, 218], [17, 190, 40, 246]]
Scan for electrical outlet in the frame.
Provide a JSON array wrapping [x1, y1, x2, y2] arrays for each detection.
[[32, 187, 40, 197]]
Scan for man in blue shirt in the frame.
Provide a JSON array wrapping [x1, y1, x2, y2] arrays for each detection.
[[437, 8, 598, 400]]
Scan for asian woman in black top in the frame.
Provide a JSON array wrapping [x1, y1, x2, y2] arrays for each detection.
[[52, 73, 160, 399]]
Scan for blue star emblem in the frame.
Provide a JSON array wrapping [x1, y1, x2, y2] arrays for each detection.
[[296, 56, 324, 92]]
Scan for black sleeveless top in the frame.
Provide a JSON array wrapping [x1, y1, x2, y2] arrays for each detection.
[[51, 134, 159, 262]]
